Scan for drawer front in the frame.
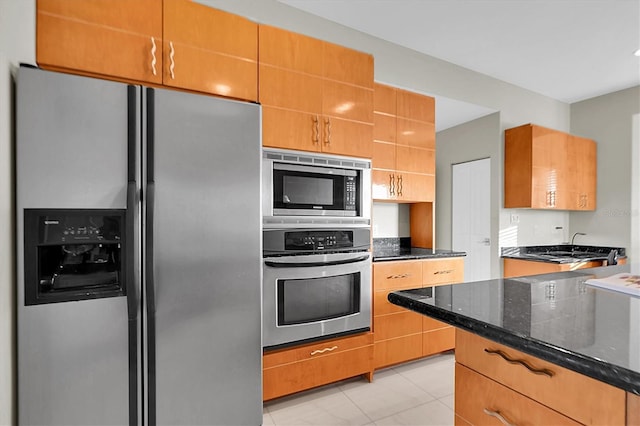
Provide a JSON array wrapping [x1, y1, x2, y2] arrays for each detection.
[[263, 343, 373, 400], [374, 334, 422, 369], [455, 363, 581, 426], [374, 261, 422, 291], [422, 258, 464, 285], [455, 330, 626, 425], [374, 289, 408, 316], [422, 327, 455, 356], [263, 332, 373, 369], [374, 311, 422, 341]]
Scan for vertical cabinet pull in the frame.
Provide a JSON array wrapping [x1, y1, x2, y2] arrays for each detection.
[[169, 41, 175, 80], [150, 37, 157, 76], [389, 174, 395, 196], [312, 115, 320, 144], [484, 348, 554, 378], [323, 118, 331, 145], [310, 345, 338, 356], [397, 174, 403, 196], [483, 409, 516, 426]]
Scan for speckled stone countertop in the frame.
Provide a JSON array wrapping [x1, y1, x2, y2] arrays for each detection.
[[501, 244, 626, 264], [373, 237, 466, 262], [388, 264, 640, 394]]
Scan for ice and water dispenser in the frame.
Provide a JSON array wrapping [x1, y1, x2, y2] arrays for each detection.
[[23, 209, 126, 305]]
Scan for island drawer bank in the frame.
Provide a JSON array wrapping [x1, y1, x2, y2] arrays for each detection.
[[388, 265, 640, 425]]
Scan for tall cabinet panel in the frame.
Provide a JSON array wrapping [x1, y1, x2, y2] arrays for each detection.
[[37, 0, 163, 84], [259, 25, 374, 158], [372, 83, 435, 202]]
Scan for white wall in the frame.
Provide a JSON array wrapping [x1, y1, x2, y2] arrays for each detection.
[[0, 0, 35, 422], [570, 86, 640, 260]]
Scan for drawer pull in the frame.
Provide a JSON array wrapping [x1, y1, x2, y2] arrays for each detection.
[[484, 348, 555, 378], [434, 269, 453, 275], [387, 273, 411, 279], [483, 408, 516, 426], [310, 345, 338, 356]]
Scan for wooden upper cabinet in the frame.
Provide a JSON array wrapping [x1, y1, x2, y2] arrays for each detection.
[[37, 0, 258, 100], [162, 0, 258, 101], [504, 124, 597, 210], [259, 25, 374, 158], [37, 0, 163, 84], [567, 135, 597, 210], [372, 83, 435, 202]]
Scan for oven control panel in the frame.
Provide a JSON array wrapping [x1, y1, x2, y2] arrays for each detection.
[[263, 227, 371, 256], [285, 230, 353, 251]]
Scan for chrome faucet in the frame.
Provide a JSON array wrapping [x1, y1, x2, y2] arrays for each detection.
[[571, 232, 586, 246]]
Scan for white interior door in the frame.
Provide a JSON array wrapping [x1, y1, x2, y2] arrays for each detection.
[[452, 158, 491, 282]]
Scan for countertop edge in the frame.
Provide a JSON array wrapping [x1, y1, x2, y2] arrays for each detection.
[[388, 292, 640, 395], [373, 251, 467, 262]]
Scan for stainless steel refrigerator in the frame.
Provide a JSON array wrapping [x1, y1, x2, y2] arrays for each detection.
[[16, 66, 262, 425]]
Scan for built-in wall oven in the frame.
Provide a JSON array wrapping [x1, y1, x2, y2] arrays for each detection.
[[263, 227, 371, 350]]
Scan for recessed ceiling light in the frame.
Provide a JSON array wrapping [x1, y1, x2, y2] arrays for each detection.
[[635, 49, 640, 57]]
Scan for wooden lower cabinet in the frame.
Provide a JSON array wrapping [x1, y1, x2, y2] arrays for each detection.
[[455, 363, 580, 426], [262, 332, 373, 401], [455, 329, 627, 425], [503, 257, 603, 278], [373, 257, 464, 370]]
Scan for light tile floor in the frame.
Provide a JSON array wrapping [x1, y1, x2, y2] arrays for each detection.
[[263, 352, 455, 426]]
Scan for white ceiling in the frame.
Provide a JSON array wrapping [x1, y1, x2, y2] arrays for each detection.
[[278, 0, 640, 131]]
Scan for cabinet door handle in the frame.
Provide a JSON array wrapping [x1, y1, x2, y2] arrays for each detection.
[[169, 41, 175, 80], [312, 115, 320, 144], [434, 269, 453, 275], [484, 348, 554, 378], [323, 118, 331, 145], [310, 345, 338, 356], [483, 409, 516, 426], [389, 174, 395, 196], [397, 174, 403, 196], [150, 37, 157, 76], [387, 273, 411, 279]]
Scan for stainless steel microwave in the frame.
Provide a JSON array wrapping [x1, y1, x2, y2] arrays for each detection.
[[262, 148, 371, 228]]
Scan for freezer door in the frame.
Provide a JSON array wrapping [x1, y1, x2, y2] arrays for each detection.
[[16, 67, 140, 425], [146, 88, 262, 425]]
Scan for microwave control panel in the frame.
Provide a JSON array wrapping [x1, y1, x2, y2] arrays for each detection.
[[345, 176, 357, 210]]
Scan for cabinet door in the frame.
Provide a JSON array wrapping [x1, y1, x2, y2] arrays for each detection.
[[321, 75, 373, 158], [259, 64, 323, 152], [567, 135, 597, 210], [323, 41, 374, 88], [531, 127, 569, 209], [162, 0, 257, 100], [396, 173, 434, 202], [372, 169, 395, 200], [321, 117, 373, 158], [37, 0, 162, 84]]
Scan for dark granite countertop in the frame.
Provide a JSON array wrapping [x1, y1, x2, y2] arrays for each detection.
[[501, 244, 626, 264], [372, 237, 466, 262], [388, 264, 640, 395]]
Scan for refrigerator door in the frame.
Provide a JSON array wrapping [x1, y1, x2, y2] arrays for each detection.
[[16, 67, 140, 425], [145, 88, 262, 425]]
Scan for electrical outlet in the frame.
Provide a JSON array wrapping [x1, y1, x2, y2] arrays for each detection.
[[510, 213, 519, 224]]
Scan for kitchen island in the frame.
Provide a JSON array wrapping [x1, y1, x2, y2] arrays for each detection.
[[389, 264, 640, 425]]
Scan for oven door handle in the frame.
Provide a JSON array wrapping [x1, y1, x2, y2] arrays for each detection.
[[264, 254, 370, 268]]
